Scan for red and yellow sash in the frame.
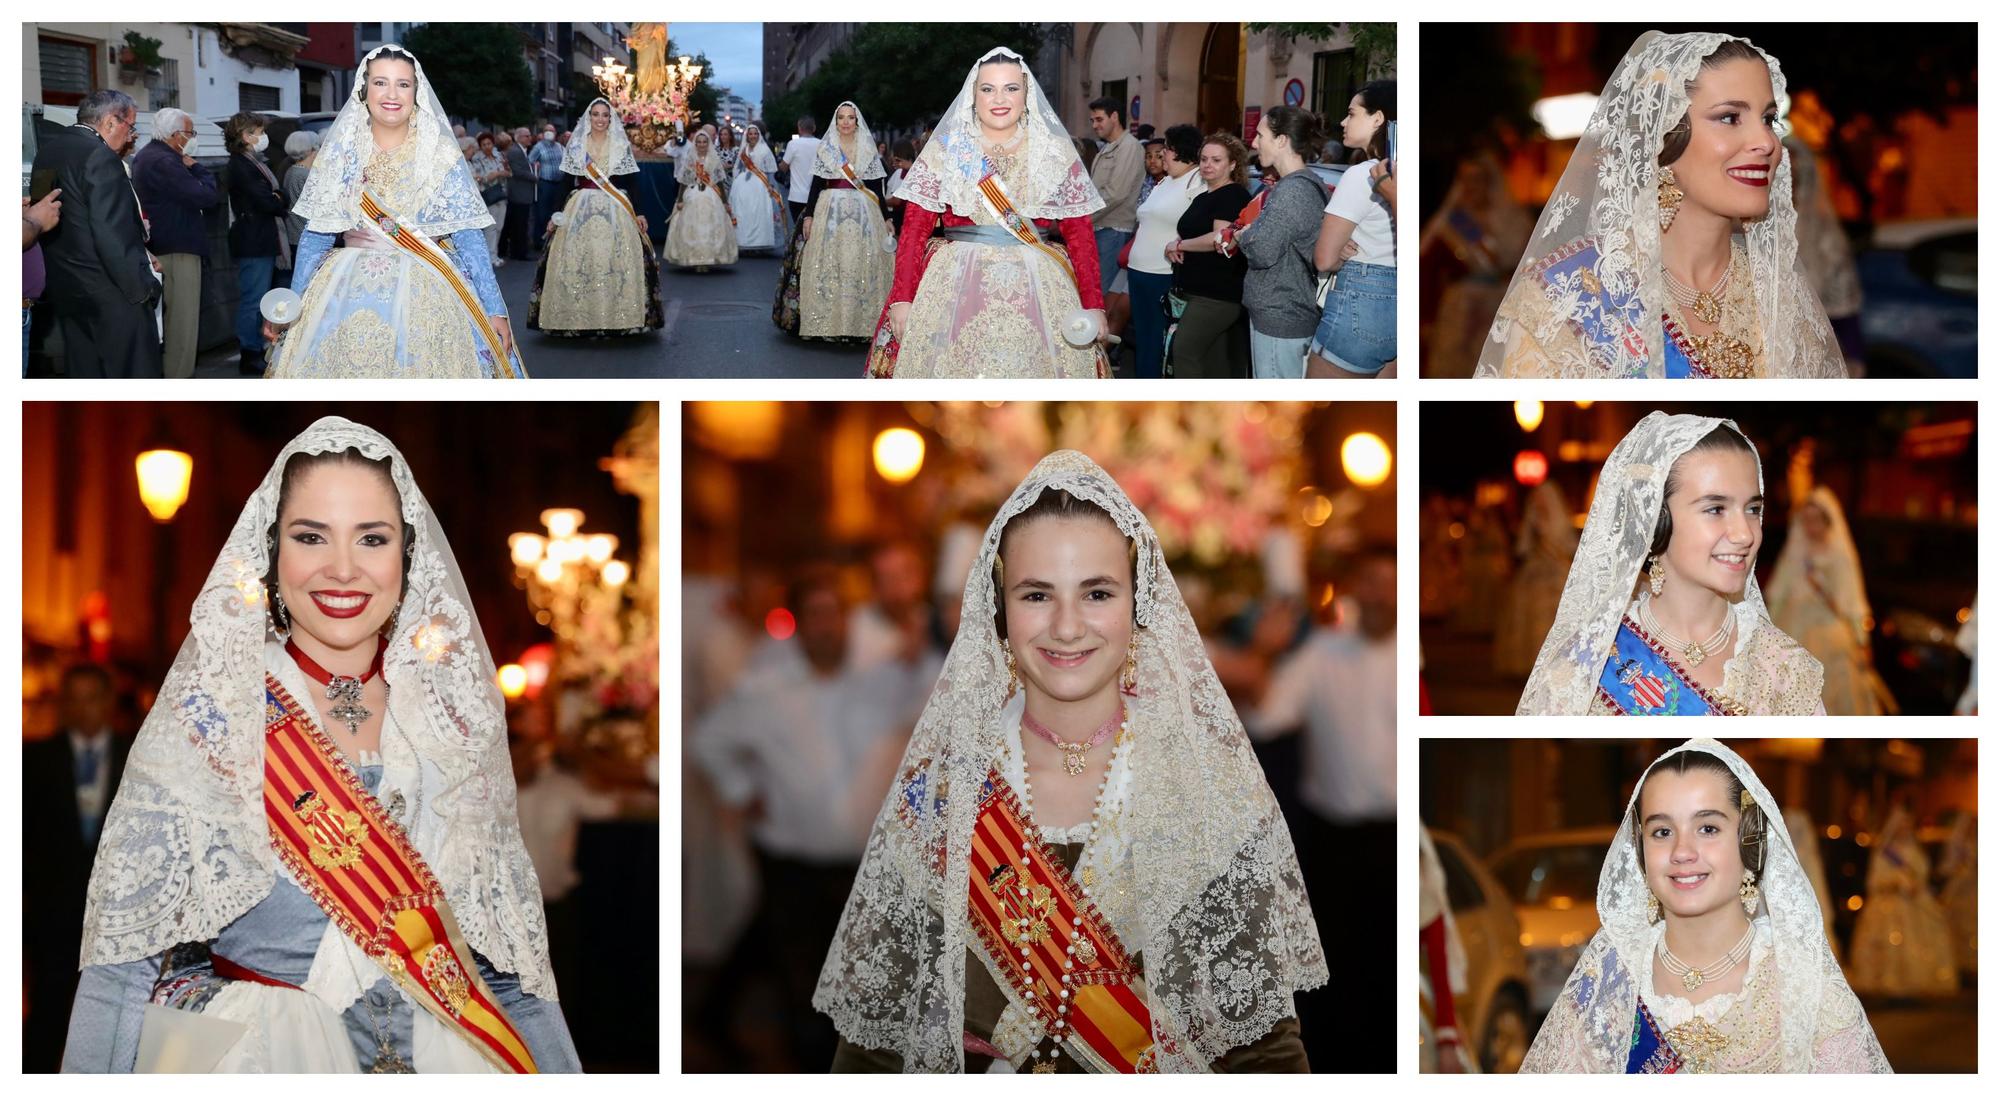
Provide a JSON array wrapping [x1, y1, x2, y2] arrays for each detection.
[[582, 159, 641, 229], [358, 189, 520, 379], [740, 153, 785, 206], [966, 769, 1155, 1072], [838, 159, 886, 214], [263, 678, 538, 1073], [970, 169, 1112, 378]]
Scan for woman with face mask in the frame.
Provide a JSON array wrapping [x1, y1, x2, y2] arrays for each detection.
[[816, 451, 1327, 1071], [1478, 33, 1845, 378], [1517, 413, 1825, 716], [62, 418, 575, 1072], [1521, 739, 1889, 1072], [528, 97, 664, 333], [223, 112, 290, 374], [865, 49, 1110, 378], [271, 46, 523, 378]]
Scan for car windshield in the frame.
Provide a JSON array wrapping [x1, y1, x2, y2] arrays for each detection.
[[1490, 843, 1602, 907]]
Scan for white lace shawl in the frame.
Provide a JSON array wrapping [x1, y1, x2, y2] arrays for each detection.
[[560, 98, 639, 177], [811, 100, 887, 182], [736, 133, 779, 179], [291, 45, 493, 236], [812, 450, 1327, 1072], [676, 140, 726, 189], [1520, 739, 1889, 1073], [1519, 412, 1779, 715], [79, 417, 557, 998], [1475, 31, 1844, 378], [894, 47, 1103, 221]]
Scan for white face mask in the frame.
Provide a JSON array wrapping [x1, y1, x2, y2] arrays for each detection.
[[179, 133, 197, 156], [252, 133, 269, 153], [543, 131, 556, 142]]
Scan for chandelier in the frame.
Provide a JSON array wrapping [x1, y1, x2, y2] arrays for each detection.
[[592, 22, 702, 153]]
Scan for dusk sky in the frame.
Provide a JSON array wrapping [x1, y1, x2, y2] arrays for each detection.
[[672, 23, 763, 104]]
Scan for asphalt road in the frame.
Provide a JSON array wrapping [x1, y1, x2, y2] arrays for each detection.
[[659, 250, 865, 378]]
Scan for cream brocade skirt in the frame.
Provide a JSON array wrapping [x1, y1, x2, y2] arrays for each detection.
[[539, 189, 654, 331], [893, 238, 1097, 379], [798, 188, 891, 339], [664, 182, 739, 268], [267, 247, 485, 378]]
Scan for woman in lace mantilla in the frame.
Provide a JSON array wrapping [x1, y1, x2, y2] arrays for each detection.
[[664, 127, 741, 271], [1764, 487, 1898, 715], [1518, 412, 1825, 716], [269, 46, 524, 379], [1476, 32, 1844, 379], [1521, 739, 1888, 1072], [528, 97, 664, 336], [65, 418, 573, 1072], [815, 451, 1326, 1072], [868, 48, 1109, 378], [772, 100, 892, 339]]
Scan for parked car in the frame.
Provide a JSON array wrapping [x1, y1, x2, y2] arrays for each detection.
[[1486, 826, 1617, 1019], [1428, 830, 1533, 1074], [1856, 218, 1977, 378]]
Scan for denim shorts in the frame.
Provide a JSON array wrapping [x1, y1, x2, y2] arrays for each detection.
[[1310, 260, 1396, 375]]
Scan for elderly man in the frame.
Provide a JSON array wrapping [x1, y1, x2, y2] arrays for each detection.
[[130, 108, 219, 378], [1086, 96, 1144, 299], [529, 123, 565, 244], [30, 89, 161, 377], [503, 126, 537, 261]]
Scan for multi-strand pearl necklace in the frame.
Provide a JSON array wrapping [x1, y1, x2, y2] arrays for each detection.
[[1639, 592, 1735, 669], [1659, 920, 1755, 992], [1012, 721, 1131, 1070]]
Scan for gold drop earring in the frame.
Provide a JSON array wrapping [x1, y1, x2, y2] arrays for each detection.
[[1738, 868, 1760, 917], [1647, 555, 1667, 597], [1657, 165, 1683, 232], [1120, 634, 1138, 694], [1646, 891, 1662, 924], [1005, 646, 1020, 700]]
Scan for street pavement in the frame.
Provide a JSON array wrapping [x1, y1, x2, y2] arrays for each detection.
[[659, 250, 863, 378]]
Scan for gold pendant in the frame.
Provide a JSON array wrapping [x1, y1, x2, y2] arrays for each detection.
[[1032, 1061, 1058, 1074], [1074, 934, 1098, 966], [1681, 968, 1704, 991], [1060, 745, 1087, 777], [1692, 291, 1722, 325], [1683, 644, 1706, 668]]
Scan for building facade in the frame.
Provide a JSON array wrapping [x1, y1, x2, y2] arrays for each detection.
[[761, 22, 859, 117], [25, 22, 312, 118]]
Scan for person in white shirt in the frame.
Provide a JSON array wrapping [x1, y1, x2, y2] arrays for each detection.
[[781, 115, 823, 225], [1310, 80, 1398, 378], [1126, 123, 1205, 377], [691, 565, 937, 1069]]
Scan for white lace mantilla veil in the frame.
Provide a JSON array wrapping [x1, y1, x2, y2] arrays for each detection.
[[1474, 31, 1843, 378], [895, 47, 1104, 221], [813, 450, 1327, 1072], [1768, 485, 1871, 639], [1517, 412, 1774, 715], [676, 138, 726, 187], [812, 100, 888, 182], [560, 97, 639, 177], [291, 44, 493, 236], [1520, 739, 1889, 1073], [79, 417, 556, 998]]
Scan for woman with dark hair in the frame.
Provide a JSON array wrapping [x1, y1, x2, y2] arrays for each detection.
[[1518, 412, 1825, 716], [817, 451, 1326, 1070], [1521, 739, 1887, 1071], [1479, 33, 1844, 377], [1235, 105, 1330, 378], [63, 418, 575, 1072], [1163, 133, 1253, 377], [1309, 80, 1396, 378], [271, 45, 522, 378], [224, 111, 290, 374], [1125, 123, 1204, 377]]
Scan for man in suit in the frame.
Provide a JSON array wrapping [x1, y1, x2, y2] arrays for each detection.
[[22, 664, 130, 1071], [504, 126, 537, 261], [29, 88, 162, 377]]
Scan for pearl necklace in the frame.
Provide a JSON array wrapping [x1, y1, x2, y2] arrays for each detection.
[[1013, 724, 1130, 1070], [1663, 256, 1731, 326], [1639, 593, 1735, 669], [1659, 920, 1754, 991]]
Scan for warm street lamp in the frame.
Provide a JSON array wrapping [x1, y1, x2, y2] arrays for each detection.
[[135, 448, 193, 522], [1340, 432, 1393, 488], [872, 428, 925, 483]]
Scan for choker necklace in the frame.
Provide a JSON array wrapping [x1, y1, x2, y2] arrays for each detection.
[[1659, 920, 1755, 991], [1639, 593, 1735, 669], [1021, 705, 1126, 777], [1663, 256, 1732, 326], [286, 638, 386, 735]]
